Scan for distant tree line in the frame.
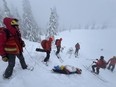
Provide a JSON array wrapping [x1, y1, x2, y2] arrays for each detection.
[[0, 0, 59, 42]]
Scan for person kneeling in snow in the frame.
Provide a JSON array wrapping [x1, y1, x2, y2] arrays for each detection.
[[92, 56, 107, 74], [52, 65, 82, 74]]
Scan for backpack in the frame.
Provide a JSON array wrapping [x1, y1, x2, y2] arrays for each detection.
[[101, 61, 107, 69], [0, 27, 10, 39], [55, 39, 59, 45], [41, 40, 47, 49]]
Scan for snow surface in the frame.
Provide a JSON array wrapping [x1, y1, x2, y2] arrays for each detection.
[[0, 29, 116, 87]]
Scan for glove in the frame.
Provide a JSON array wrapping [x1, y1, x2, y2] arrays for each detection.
[[2, 55, 8, 62], [93, 61, 96, 63]]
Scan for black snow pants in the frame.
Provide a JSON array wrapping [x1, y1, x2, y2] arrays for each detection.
[[56, 46, 61, 55], [3, 53, 27, 78], [36, 48, 50, 62], [92, 65, 100, 74]]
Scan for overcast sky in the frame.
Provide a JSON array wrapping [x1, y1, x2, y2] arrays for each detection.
[[2, 0, 116, 29]]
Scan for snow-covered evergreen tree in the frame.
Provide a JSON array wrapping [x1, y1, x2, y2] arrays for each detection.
[[0, 0, 13, 26], [2, 0, 12, 17], [22, 0, 41, 42], [0, 7, 4, 26], [11, 8, 25, 36], [46, 7, 59, 38]]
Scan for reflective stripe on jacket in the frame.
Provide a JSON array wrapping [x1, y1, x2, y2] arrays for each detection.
[[4, 37, 20, 54]]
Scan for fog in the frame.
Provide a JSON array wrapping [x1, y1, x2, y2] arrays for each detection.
[[1, 0, 116, 29]]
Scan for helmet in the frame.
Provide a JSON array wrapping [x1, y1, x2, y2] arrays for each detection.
[[11, 19, 19, 26], [60, 65, 65, 70]]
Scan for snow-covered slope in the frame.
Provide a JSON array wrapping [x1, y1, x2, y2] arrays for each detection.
[[0, 29, 116, 87]]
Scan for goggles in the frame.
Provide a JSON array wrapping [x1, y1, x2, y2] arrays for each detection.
[[11, 19, 18, 26]]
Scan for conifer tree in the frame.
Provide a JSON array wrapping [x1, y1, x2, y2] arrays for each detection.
[[2, 0, 13, 17], [46, 7, 59, 38], [22, 0, 41, 42], [0, 7, 4, 26]]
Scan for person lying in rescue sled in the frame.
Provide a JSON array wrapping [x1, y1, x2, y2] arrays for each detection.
[[52, 65, 82, 74]]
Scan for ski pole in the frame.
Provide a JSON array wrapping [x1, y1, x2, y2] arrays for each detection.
[[87, 62, 94, 70], [56, 54, 64, 63]]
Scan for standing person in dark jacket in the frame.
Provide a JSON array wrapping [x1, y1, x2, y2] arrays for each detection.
[[0, 17, 28, 78], [107, 56, 116, 72], [91, 56, 107, 74], [75, 43, 80, 57], [55, 38, 62, 56], [36, 37, 53, 63]]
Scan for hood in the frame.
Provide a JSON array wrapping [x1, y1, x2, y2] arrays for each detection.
[[3, 17, 17, 35]]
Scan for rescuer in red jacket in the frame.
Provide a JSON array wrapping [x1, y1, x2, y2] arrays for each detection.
[[107, 56, 116, 72], [0, 17, 27, 78]]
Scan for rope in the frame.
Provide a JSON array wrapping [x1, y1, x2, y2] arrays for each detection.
[[24, 47, 50, 71], [24, 47, 37, 67]]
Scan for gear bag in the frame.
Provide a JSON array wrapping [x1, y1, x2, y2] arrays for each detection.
[[0, 27, 10, 39], [41, 40, 47, 49]]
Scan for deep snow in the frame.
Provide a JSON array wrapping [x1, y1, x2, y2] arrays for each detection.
[[0, 29, 116, 87]]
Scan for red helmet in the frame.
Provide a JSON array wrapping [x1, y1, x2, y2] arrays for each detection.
[[49, 37, 54, 41]]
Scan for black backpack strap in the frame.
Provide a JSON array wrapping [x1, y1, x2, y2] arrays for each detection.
[[3, 28, 10, 39]]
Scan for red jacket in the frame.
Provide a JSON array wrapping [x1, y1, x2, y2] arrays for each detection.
[[107, 57, 116, 65], [56, 39, 62, 47], [0, 18, 24, 56], [75, 43, 80, 49], [96, 59, 106, 68]]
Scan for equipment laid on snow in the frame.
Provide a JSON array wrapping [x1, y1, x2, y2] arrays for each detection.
[[52, 65, 82, 74]]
